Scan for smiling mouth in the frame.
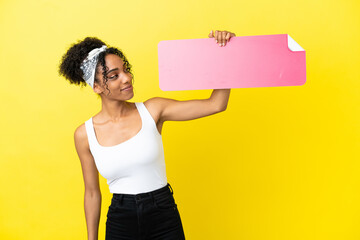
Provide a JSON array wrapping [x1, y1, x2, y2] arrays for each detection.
[[121, 85, 132, 91]]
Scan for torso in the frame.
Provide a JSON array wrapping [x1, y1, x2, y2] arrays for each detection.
[[91, 101, 163, 147]]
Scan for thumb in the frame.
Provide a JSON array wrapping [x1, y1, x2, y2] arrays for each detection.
[[208, 30, 214, 38]]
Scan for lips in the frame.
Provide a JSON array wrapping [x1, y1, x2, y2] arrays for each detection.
[[121, 85, 132, 91]]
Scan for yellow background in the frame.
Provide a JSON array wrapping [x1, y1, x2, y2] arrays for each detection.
[[1, 0, 359, 239]]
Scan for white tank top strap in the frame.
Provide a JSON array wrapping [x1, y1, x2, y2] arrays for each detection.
[[135, 102, 157, 130], [85, 117, 97, 147]]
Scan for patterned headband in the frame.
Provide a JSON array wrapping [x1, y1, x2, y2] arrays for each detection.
[[80, 45, 108, 88]]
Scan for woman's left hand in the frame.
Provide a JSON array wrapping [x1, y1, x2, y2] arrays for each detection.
[[208, 30, 236, 47]]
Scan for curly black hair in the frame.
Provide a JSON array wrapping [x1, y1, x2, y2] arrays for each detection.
[[58, 36, 134, 96]]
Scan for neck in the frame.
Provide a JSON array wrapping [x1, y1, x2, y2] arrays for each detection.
[[99, 98, 133, 122]]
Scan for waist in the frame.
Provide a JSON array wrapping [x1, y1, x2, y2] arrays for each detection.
[[112, 182, 173, 201]]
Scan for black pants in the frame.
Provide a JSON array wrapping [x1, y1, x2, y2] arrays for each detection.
[[106, 183, 186, 240]]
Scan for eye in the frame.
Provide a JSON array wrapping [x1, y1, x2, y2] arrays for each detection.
[[109, 74, 118, 79]]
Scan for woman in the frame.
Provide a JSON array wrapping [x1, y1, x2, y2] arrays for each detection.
[[58, 29, 235, 240]]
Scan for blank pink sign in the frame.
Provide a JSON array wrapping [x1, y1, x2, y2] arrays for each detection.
[[157, 34, 306, 91]]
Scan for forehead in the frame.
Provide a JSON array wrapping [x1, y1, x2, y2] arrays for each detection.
[[97, 54, 124, 74]]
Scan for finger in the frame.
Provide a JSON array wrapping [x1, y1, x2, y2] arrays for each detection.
[[218, 30, 223, 46], [208, 30, 214, 38], [215, 30, 219, 43], [221, 31, 227, 46], [225, 32, 231, 44]]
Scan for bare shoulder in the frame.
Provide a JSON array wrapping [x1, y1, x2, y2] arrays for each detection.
[[143, 97, 175, 109], [74, 122, 90, 154], [74, 123, 87, 142], [143, 97, 167, 124]]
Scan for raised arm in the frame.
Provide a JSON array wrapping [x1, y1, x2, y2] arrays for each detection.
[[74, 124, 101, 240], [145, 88, 230, 122]]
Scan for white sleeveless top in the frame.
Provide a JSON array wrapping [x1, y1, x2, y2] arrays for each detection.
[[85, 102, 168, 194]]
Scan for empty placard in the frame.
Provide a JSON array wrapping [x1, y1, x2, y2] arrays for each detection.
[[157, 34, 306, 91]]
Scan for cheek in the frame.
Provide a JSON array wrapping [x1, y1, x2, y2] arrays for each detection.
[[105, 78, 116, 86], [109, 80, 122, 92]]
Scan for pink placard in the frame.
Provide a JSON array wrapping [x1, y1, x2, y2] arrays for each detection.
[[157, 34, 306, 91]]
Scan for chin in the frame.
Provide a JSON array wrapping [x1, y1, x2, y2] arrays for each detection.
[[126, 93, 134, 100]]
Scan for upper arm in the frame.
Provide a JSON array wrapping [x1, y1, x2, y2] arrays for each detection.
[[145, 97, 223, 122], [74, 124, 101, 194]]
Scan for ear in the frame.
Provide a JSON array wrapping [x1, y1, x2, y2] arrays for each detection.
[[93, 82, 103, 94]]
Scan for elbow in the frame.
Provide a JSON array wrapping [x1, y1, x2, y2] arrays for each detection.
[[85, 188, 101, 198], [215, 107, 226, 113], [217, 104, 228, 112]]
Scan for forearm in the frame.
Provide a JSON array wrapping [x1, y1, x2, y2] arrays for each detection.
[[209, 89, 231, 111], [84, 191, 102, 240]]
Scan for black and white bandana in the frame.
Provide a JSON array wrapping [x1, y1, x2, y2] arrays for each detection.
[[80, 45, 107, 88]]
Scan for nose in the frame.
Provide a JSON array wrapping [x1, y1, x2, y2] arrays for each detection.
[[122, 74, 132, 84]]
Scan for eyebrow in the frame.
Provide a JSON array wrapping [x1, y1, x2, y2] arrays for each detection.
[[106, 68, 119, 75], [106, 63, 126, 75]]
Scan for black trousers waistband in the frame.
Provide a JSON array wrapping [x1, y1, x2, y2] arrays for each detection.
[[112, 182, 173, 202]]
